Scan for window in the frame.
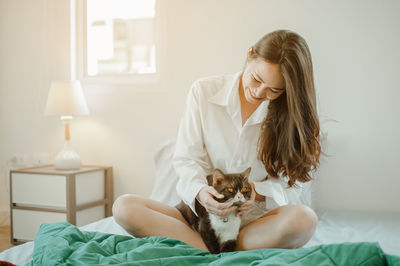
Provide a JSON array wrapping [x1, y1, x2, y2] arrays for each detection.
[[76, 0, 160, 84]]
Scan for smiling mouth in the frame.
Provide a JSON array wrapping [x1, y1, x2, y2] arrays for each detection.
[[248, 88, 263, 100]]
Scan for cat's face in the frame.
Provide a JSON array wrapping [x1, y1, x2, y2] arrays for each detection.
[[211, 168, 252, 204]]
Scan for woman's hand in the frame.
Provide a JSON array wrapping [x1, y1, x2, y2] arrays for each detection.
[[197, 186, 237, 218], [236, 182, 256, 216]]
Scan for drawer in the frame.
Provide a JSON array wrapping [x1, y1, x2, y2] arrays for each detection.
[[76, 170, 105, 205], [11, 173, 66, 208], [76, 205, 105, 227], [12, 209, 67, 241]]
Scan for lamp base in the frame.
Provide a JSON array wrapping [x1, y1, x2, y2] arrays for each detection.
[[54, 141, 81, 170]]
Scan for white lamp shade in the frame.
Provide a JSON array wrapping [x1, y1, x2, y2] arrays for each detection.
[[44, 80, 89, 116]]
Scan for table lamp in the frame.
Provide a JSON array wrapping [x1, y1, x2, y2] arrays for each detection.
[[44, 80, 89, 170]]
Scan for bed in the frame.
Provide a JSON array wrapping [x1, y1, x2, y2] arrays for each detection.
[[0, 209, 399, 265], [1, 139, 399, 264]]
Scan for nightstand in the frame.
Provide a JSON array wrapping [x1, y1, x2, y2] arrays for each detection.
[[9, 165, 113, 244]]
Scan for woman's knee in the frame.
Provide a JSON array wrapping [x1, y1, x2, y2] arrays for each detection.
[[112, 194, 144, 226], [280, 205, 318, 248]]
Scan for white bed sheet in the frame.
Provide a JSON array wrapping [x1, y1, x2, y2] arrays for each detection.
[[1, 209, 399, 265], [304, 209, 400, 256]]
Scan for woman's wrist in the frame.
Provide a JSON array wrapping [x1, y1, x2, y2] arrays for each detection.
[[255, 192, 266, 202], [250, 182, 266, 202]]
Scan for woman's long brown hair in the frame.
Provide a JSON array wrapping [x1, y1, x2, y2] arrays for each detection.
[[251, 30, 321, 187]]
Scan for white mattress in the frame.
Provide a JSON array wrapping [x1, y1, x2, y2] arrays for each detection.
[[1, 209, 399, 265]]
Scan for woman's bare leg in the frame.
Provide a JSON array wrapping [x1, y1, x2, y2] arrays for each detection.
[[112, 194, 208, 251], [237, 205, 318, 250]]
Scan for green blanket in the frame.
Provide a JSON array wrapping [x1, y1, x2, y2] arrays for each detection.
[[27, 222, 399, 266]]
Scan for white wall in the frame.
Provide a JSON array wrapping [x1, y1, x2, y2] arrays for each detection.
[[1, 0, 399, 225]]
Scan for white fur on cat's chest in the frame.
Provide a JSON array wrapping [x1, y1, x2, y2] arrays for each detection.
[[209, 213, 241, 243], [208, 192, 245, 243]]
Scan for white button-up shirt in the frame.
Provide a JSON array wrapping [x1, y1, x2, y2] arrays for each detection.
[[173, 72, 307, 213]]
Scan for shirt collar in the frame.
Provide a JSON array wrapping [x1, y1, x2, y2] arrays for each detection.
[[208, 71, 242, 106], [246, 100, 269, 126], [208, 71, 269, 126]]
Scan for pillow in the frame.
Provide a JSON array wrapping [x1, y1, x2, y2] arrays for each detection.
[[150, 139, 181, 206]]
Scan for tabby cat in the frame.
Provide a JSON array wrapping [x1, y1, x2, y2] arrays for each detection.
[[176, 167, 252, 254]]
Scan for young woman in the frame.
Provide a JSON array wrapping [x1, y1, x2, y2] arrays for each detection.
[[113, 29, 321, 251]]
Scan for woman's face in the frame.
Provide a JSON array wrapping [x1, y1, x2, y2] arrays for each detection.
[[241, 53, 286, 105]]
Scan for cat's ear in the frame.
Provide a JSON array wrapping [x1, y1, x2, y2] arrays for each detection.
[[241, 167, 251, 179], [213, 169, 224, 184]]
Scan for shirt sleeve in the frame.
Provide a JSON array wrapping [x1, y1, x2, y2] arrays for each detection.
[[172, 81, 212, 214], [253, 178, 289, 210], [253, 169, 316, 210]]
